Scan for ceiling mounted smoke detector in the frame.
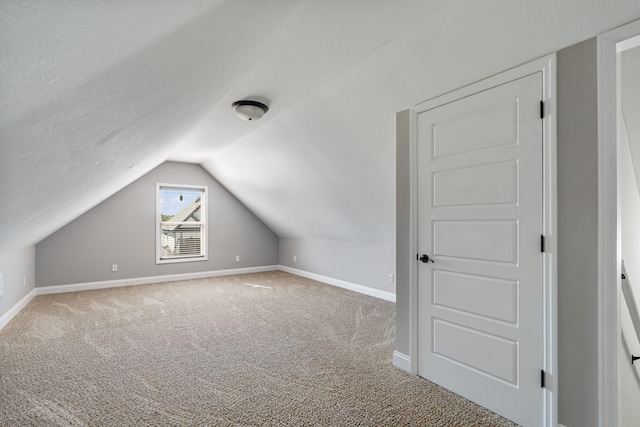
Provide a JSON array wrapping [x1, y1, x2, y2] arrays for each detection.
[[232, 100, 269, 121]]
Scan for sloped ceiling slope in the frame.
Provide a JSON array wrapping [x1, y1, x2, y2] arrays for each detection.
[[2, 1, 640, 252], [196, 1, 640, 244], [0, 0, 302, 251]]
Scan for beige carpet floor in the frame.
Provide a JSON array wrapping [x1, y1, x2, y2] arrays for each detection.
[[0, 271, 518, 426]]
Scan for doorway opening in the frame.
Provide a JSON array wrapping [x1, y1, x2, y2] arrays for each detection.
[[597, 19, 640, 427]]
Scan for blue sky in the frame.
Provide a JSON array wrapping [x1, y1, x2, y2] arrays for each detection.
[[160, 188, 201, 216]]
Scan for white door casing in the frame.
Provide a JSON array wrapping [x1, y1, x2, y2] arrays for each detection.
[[416, 72, 544, 427]]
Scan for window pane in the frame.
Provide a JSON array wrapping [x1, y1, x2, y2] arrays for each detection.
[[160, 188, 203, 222], [157, 184, 207, 263], [160, 224, 203, 258]]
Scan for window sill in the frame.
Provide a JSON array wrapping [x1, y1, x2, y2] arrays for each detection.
[[156, 256, 208, 265]]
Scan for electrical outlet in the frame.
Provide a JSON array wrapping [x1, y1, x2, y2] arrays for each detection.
[[293, 255, 297, 262], [389, 274, 395, 283], [23, 276, 26, 286], [0, 273, 3, 299], [235, 255, 240, 262], [112, 264, 118, 272]]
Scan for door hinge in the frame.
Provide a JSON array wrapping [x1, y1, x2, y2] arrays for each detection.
[[541, 370, 546, 388], [622, 273, 627, 280], [540, 100, 545, 119], [540, 235, 545, 253]]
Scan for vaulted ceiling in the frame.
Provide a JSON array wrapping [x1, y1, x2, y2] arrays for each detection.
[[2, 1, 640, 252]]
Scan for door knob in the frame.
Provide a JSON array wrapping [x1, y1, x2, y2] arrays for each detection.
[[419, 254, 434, 263]]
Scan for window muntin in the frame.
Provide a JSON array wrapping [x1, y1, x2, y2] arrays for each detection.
[[156, 184, 208, 264]]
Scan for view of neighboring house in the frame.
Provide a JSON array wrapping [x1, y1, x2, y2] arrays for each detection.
[[160, 196, 203, 259]]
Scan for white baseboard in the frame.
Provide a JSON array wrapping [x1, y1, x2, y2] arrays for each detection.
[[4, 265, 394, 330], [0, 288, 36, 330], [35, 265, 280, 296], [392, 350, 412, 373], [278, 265, 396, 302]]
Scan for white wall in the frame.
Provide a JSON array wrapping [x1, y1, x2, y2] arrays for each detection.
[[0, 246, 35, 321], [619, 120, 640, 426]]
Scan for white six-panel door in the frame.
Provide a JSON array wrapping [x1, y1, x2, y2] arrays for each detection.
[[417, 72, 543, 426]]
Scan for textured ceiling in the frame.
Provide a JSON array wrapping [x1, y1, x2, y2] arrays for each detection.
[[2, 1, 640, 252], [622, 45, 640, 194]]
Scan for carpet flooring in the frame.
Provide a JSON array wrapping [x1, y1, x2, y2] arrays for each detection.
[[0, 271, 518, 426]]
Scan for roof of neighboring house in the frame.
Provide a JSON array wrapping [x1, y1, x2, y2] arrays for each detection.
[[162, 197, 201, 233]]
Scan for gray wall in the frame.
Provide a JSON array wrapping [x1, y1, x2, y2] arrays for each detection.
[[557, 37, 599, 427], [395, 109, 411, 356], [395, 39, 602, 426], [36, 162, 279, 287], [0, 246, 35, 319], [279, 238, 395, 294]]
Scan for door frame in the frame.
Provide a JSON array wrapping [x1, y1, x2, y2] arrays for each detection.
[[406, 55, 557, 426], [597, 19, 640, 427]]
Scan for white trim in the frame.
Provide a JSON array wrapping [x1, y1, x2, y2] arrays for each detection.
[[278, 265, 396, 303], [392, 350, 412, 373], [409, 105, 419, 375], [617, 34, 640, 52], [35, 265, 279, 296], [597, 19, 640, 427], [414, 56, 556, 112], [410, 54, 557, 426], [2, 265, 392, 330], [0, 288, 36, 330], [542, 54, 559, 427], [35, 265, 395, 302]]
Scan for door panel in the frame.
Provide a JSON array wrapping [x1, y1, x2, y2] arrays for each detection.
[[433, 319, 518, 384], [417, 72, 543, 427], [432, 270, 518, 323], [433, 220, 518, 263], [433, 161, 518, 207], [432, 100, 519, 159]]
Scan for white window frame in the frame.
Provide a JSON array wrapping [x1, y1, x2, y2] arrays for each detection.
[[156, 183, 208, 264]]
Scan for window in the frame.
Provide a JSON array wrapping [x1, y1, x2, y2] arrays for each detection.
[[156, 184, 208, 264]]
